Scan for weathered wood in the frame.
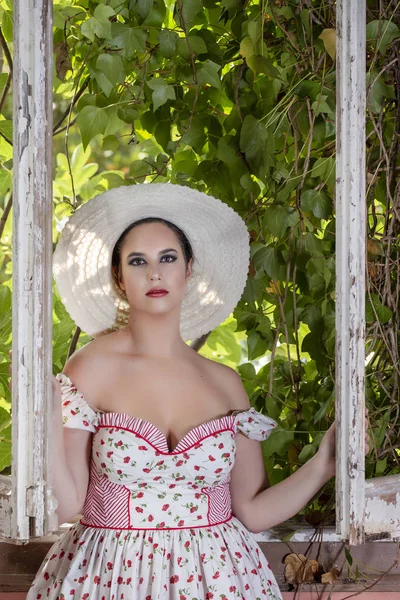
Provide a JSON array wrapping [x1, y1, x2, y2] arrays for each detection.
[[364, 475, 400, 539], [0, 477, 11, 539], [335, 0, 367, 545], [4, 0, 56, 541]]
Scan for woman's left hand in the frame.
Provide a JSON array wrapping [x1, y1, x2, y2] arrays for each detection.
[[316, 412, 370, 481]]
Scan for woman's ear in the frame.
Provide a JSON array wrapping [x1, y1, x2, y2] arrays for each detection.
[[118, 268, 125, 291], [186, 258, 193, 280]]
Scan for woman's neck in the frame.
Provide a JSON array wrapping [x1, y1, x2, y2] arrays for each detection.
[[121, 312, 188, 358]]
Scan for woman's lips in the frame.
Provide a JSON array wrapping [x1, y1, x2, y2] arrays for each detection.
[[146, 289, 169, 297]]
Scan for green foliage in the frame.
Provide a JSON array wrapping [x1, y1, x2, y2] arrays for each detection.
[[0, 0, 399, 526]]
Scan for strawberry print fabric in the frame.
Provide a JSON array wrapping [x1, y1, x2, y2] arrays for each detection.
[[27, 374, 282, 600]]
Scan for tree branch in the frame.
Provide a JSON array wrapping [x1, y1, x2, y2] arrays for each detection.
[[52, 76, 90, 135], [0, 27, 13, 116]]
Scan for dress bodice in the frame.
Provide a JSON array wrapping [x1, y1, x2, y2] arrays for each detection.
[[57, 373, 277, 531]]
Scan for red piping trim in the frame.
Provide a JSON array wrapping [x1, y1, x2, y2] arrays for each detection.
[[79, 515, 233, 531], [96, 425, 235, 455]]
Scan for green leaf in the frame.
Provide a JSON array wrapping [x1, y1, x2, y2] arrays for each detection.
[[303, 232, 324, 257], [0, 72, 9, 97], [311, 156, 334, 179], [131, 0, 153, 20], [301, 189, 332, 219], [159, 30, 179, 58], [240, 36, 254, 58], [0, 284, 11, 330], [0, 425, 11, 472], [142, 0, 166, 27], [81, 18, 107, 42], [0, 169, 11, 195], [344, 547, 353, 567], [311, 94, 333, 116], [129, 160, 154, 181], [117, 106, 140, 124], [239, 115, 273, 179], [81, 6, 115, 41], [104, 107, 126, 138], [313, 396, 332, 422], [77, 105, 108, 149], [0, 281, 11, 310], [256, 316, 272, 339], [174, 0, 203, 30], [154, 120, 171, 150], [94, 4, 115, 22], [1, 11, 13, 43], [366, 20, 400, 54], [298, 443, 317, 463], [234, 305, 259, 331], [96, 54, 125, 87], [147, 78, 176, 111], [238, 362, 256, 382], [0, 406, 11, 432], [263, 429, 295, 458], [177, 35, 208, 59], [0, 119, 11, 139], [112, 23, 148, 56], [367, 71, 395, 113], [196, 60, 221, 88], [375, 457, 387, 477], [0, 362, 10, 403], [246, 56, 281, 78], [253, 246, 284, 280], [247, 330, 269, 360], [181, 118, 207, 149], [53, 318, 74, 365], [366, 294, 392, 324], [263, 205, 298, 238]]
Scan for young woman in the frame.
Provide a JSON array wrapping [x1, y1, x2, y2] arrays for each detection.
[[27, 183, 364, 600]]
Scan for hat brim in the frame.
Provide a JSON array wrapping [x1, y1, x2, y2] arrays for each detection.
[[53, 183, 250, 341]]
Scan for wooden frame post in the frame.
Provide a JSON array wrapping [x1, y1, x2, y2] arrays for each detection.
[[10, 0, 56, 540], [335, 0, 367, 545]]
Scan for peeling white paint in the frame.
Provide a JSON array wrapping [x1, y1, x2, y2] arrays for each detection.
[[0, 0, 56, 542], [335, 0, 367, 546], [364, 475, 400, 539]]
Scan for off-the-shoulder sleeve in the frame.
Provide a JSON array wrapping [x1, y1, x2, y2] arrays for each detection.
[[234, 407, 277, 441], [56, 373, 99, 433]]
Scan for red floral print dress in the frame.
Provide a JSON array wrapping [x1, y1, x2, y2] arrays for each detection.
[[27, 374, 282, 600]]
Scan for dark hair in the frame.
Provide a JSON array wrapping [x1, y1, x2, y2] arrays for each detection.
[[111, 217, 194, 291]]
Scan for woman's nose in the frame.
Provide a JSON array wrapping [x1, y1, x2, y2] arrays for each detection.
[[148, 268, 161, 281]]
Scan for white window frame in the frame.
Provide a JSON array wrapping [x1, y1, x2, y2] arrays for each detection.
[[335, 0, 400, 545], [0, 0, 399, 544], [0, 0, 57, 541]]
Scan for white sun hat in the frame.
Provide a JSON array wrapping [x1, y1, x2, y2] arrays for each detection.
[[53, 183, 250, 341]]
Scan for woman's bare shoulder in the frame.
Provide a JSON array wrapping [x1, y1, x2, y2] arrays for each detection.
[[194, 353, 251, 410], [62, 331, 119, 397]]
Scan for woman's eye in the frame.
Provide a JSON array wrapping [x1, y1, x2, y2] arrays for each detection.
[[129, 258, 145, 266], [161, 255, 176, 262]]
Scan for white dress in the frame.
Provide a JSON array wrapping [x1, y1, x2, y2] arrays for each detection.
[[27, 374, 283, 600]]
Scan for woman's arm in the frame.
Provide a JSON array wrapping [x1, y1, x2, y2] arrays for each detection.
[[51, 376, 92, 524], [231, 431, 333, 534]]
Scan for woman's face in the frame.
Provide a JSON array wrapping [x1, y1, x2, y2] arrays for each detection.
[[117, 222, 192, 316]]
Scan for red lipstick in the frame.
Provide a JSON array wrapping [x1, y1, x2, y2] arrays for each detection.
[[146, 289, 169, 297]]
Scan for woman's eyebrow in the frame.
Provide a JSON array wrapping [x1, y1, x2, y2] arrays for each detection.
[[127, 248, 178, 258]]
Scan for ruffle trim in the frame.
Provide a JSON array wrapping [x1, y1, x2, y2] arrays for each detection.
[[57, 374, 277, 444]]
